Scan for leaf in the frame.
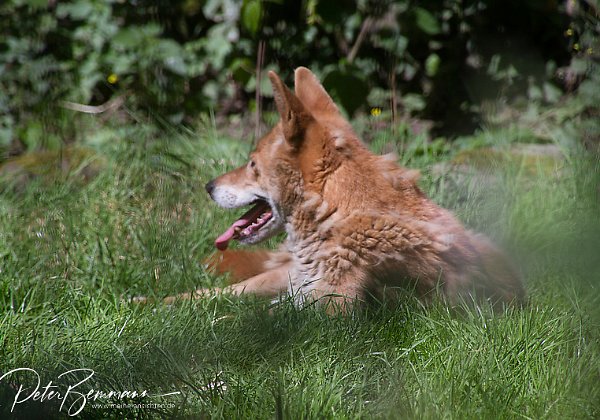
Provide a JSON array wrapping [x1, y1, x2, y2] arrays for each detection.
[[20, 120, 43, 150], [569, 58, 589, 76], [164, 56, 187, 76], [527, 84, 543, 101], [106, 52, 135, 75], [401, 94, 426, 112], [155, 39, 184, 58], [543, 82, 562, 103], [414, 7, 440, 35], [113, 28, 145, 49], [425, 53, 440, 77], [229, 58, 253, 85], [322, 68, 368, 116], [204, 24, 233, 69], [202, 80, 220, 101], [402, 63, 417, 81], [22, 0, 47, 9], [241, 0, 262, 36], [577, 79, 600, 105], [372, 31, 408, 56], [56, 0, 94, 20]]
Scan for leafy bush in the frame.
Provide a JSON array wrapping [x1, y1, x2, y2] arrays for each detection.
[[0, 0, 598, 154]]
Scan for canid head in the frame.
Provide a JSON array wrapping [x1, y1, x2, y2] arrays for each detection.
[[205, 67, 383, 250]]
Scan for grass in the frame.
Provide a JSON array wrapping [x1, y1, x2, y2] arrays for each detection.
[[0, 115, 599, 419]]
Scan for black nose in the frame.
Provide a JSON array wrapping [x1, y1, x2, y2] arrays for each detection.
[[205, 180, 215, 196]]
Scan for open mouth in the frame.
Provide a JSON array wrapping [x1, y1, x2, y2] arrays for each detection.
[[215, 199, 274, 250]]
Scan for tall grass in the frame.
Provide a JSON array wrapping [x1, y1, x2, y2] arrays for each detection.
[[0, 117, 598, 418]]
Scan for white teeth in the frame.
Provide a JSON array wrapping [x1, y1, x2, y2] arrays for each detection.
[[238, 211, 274, 238]]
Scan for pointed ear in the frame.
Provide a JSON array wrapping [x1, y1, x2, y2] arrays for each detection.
[[294, 67, 342, 119], [268, 70, 312, 147]]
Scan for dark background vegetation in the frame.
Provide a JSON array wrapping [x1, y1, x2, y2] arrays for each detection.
[[1, 0, 599, 154]]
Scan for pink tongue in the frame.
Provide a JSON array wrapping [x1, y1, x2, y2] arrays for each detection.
[[215, 219, 249, 251], [215, 202, 270, 251]]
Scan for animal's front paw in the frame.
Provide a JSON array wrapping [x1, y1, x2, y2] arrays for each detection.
[[127, 295, 151, 304]]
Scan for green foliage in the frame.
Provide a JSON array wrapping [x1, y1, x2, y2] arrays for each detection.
[[0, 0, 598, 155], [241, 0, 263, 36]]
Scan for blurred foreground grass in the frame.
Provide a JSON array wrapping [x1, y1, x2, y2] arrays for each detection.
[[0, 115, 599, 419]]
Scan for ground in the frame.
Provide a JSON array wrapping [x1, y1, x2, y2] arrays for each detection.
[[0, 112, 599, 419]]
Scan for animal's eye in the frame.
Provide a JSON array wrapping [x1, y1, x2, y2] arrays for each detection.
[[248, 160, 259, 175]]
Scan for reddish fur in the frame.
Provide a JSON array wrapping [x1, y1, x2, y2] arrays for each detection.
[[204, 250, 273, 283], [157, 67, 525, 311]]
